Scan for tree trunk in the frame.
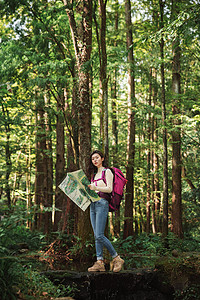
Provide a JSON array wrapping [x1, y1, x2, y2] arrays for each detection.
[[146, 68, 152, 234], [71, 76, 80, 166], [53, 70, 79, 233], [154, 148, 161, 232], [152, 68, 159, 233], [159, 0, 169, 238], [54, 93, 66, 231], [34, 93, 52, 235], [34, 96, 48, 232], [99, 0, 109, 160], [111, 0, 119, 167], [111, 72, 118, 166], [123, 0, 135, 239], [1, 103, 12, 208], [93, 0, 109, 160], [64, 0, 93, 242], [110, 0, 120, 238], [5, 122, 12, 208], [171, 0, 183, 238], [44, 94, 53, 235], [26, 136, 32, 229]]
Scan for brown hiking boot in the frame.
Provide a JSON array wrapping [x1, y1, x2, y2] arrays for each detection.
[[88, 260, 105, 272], [112, 255, 124, 272]]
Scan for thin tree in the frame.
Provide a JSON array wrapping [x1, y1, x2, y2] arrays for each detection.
[[93, 0, 109, 160], [171, 0, 183, 238], [54, 93, 66, 231], [123, 0, 136, 238], [146, 67, 152, 234], [110, 0, 120, 237], [1, 102, 12, 208], [152, 68, 161, 232], [159, 0, 169, 237], [34, 93, 48, 233]]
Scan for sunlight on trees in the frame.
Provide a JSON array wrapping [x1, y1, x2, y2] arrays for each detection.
[[0, 0, 200, 242]]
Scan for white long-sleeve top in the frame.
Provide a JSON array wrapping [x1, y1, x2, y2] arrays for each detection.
[[90, 168, 113, 193]]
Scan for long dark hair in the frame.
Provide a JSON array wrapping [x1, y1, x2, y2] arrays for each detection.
[[89, 150, 107, 178]]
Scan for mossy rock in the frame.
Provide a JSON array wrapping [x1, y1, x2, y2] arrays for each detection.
[[155, 252, 200, 291]]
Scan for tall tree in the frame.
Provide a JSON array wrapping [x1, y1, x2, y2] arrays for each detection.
[[159, 0, 169, 237], [44, 94, 53, 235], [111, 0, 119, 167], [111, 0, 120, 237], [171, 0, 183, 238], [34, 94, 50, 233], [152, 68, 161, 233], [93, 0, 109, 160], [1, 101, 12, 208], [123, 0, 136, 238], [99, 0, 109, 160], [146, 67, 152, 234], [54, 94, 66, 231], [64, 0, 93, 242], [151, 68, 159, 233]]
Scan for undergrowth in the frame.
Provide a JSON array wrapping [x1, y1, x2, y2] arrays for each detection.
[[1, 207, 199, 299], [0, 210, 78, 300]]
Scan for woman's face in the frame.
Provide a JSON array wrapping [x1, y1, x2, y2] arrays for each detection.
[[91, 153, 104, 168]]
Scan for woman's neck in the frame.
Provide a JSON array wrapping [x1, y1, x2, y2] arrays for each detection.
[[97, 166, 104, 173]]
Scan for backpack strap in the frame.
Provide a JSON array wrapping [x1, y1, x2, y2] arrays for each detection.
[[92, 168, 107, 186]]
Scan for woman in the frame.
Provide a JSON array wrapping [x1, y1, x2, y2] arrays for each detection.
[[88, 150, 124, 272]]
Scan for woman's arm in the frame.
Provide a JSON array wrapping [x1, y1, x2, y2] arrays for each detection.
[[89, 169, 113, 193]]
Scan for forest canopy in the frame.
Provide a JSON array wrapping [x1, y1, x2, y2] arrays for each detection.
[[0, 0, 200, 243]]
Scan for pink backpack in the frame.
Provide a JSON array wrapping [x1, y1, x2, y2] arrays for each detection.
[[92, 167, 127, 212]]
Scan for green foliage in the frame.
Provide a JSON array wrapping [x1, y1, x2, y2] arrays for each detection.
[[0, 212, 77, 299], [0, 258, 22, 300], [67, 234, 95, 259], [0, 0, 200, 265], [0, 0, 199, 298], [112, 233, 200, 269], [174, 285, 200, 300], [0, 206, 45, 252], [0, 258, 76, 300], [18, 266, 76, 299]]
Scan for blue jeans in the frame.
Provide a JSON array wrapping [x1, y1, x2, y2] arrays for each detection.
[[90, 198, 118, 261]]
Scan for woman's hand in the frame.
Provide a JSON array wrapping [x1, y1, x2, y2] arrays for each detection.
[[88, 183, 96, 191]]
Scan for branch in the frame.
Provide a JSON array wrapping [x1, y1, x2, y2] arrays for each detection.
[[27, 5, 66, 59], [93, 1, 102, 69], [182, 166, 196, 191], [182, 130, 200, 146], [47, 84, 73, 140], [63, 0, 80, 64]]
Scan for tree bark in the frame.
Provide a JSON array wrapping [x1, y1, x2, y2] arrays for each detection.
[[64, 0, 93, 242], [123, 0, 135, 239], [44, 93, 53, 235], [34, 94, 53, 235], [146, 68, 152, 234], [152, 68, 160, 233], [110, 0, 120, 238], [99, 0, 109, 160], [54, 93, 66, 231], [171, 0, 183, 238], [93, 0, 109, 160], [26, 136, 32, 229], [1, 103, 12, 208], [34, 95, 48, 232], [111, 0, 119, 167], [159, 0, 169, 238]]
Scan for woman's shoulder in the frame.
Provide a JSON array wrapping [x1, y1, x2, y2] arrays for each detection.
[[104, 168, 114, 177]]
